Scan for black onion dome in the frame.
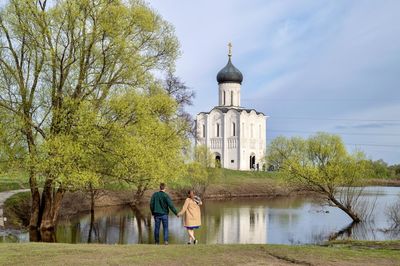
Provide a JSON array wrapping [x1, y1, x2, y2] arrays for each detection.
[[216, 56, 243, 84]]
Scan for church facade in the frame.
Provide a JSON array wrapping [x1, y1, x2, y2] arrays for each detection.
[[195, 46, 268, 170]]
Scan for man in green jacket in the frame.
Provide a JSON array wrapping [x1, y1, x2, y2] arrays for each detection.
[[150, 183, 178, 245]]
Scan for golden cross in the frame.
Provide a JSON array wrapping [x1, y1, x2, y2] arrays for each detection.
[[228, 42, 232, 57]]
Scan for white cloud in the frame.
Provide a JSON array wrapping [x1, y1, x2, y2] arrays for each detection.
[[149, 0, 400, 164]]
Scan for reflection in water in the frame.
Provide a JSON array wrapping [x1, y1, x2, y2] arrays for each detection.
[[28, 229, 56, 242], [3, 186, 400, 244], [328, 222, 356, 241]]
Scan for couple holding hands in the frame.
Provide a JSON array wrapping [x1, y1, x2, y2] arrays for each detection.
[[150, 183, 202, 245]]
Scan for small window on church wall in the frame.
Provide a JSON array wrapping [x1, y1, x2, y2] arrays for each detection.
[[223, 91, 226, 105], [231, 91, 233, 106], [217, 123, 220, 137], [202, 124, 206, 138], [232, 122, 236, 136]]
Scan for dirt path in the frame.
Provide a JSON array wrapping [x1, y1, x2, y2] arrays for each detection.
[[0, 189, 30, 227]]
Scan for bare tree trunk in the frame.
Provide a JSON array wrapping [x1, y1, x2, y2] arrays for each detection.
[[52, 187, 65, 226], [328, 221, 356, 241], [40, 230, 56, 242], [88, 184, 95, 243], [40, 182, 65, 231], [329, 195, 361, 223], [29, 172, 41, 229], [25, 123, 41, 229], [29, 228, 41, 242], [131, 207, 145, 243], [118, 216, 126, 244], [88, 209, 95, 243], [39, 180, 53, 230]]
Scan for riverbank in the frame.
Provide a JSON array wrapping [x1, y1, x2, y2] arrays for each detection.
[[3, 169, 400, 224], [49, 170, 400, 217], [0, 240, 399, 265], [42, 170, 298, 217], [2, 170, 293, 228]]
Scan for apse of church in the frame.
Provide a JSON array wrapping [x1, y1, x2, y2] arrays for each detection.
[[196, 44, 268, 171]]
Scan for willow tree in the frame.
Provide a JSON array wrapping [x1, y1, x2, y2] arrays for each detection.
[[99, 89, 189, 205], [0, 110, 26, 173], [183, 145, 222, 196], [0, 0, 181, 230], [267, 133, 368, 223]]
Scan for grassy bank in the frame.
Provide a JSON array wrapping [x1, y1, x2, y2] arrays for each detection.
[[0, 173, 29, 192], [0, 241, 399, 266], [202, 169, 292, 199], [2, 191, 31, 228]]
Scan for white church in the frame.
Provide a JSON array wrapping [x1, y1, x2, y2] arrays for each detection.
[[195, 44, 268, 170]]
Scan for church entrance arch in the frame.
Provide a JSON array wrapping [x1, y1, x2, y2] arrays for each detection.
[[215, 153, 221, 168], [249, 153, 256, 170]]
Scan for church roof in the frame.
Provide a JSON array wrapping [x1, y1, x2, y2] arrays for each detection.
[[198, 106, 265, 116], [216, 46, 243, 84]]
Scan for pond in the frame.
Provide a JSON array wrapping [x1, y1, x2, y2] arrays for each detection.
[[1, 186, 400, 244]]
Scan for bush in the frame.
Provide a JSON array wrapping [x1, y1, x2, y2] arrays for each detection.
[[3, 192, 31, 228]]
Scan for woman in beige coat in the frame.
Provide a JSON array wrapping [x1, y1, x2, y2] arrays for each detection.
[[177, 190, 202, 244]]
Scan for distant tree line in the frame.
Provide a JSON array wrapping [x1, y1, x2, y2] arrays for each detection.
[[366, 159, 400, 179]]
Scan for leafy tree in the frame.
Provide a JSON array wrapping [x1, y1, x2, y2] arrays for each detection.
[[266, 133, 369, 222], [388, 164, 400, 178], [98, 90, 188, 205], [184, 145, 221, 195], [0, 110, 26, 173], [0, 0, 181, 230], [365, 159, 391, 179]]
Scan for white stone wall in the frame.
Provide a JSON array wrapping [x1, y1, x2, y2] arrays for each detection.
[[196, 108, 267, 171], [238, 111, 267, 170], [224, 110, 240, 169], [218, 83, 241, 107]]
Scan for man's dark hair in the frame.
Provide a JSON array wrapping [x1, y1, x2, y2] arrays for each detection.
[[160, 183, 166, 190]]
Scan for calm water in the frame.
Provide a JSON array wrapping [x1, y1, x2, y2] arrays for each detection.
[[1, 186, 400, 244]]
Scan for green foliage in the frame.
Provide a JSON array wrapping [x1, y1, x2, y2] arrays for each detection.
[[388, 164, 400, 179], [34, 100, 102, 190], [100, 90, 188, 192], [175, 145, 222, 195], [0, 111, 26, 173], [267, 133, 367, 191], [0, 0, 187, 224], [0, 0, 183, 191], [267, 133, 370, 222], [364, 159, 392, 179]]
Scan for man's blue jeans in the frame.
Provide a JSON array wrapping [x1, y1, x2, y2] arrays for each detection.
[[154, 214, 169, 244]]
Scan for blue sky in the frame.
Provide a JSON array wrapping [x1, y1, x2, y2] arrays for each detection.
[[149, 0, 400, 164]]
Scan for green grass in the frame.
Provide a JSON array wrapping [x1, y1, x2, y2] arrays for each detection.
[[0, 172, 29, 192], [215, 168, 282, 184], [0, 241, 399, 266]]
